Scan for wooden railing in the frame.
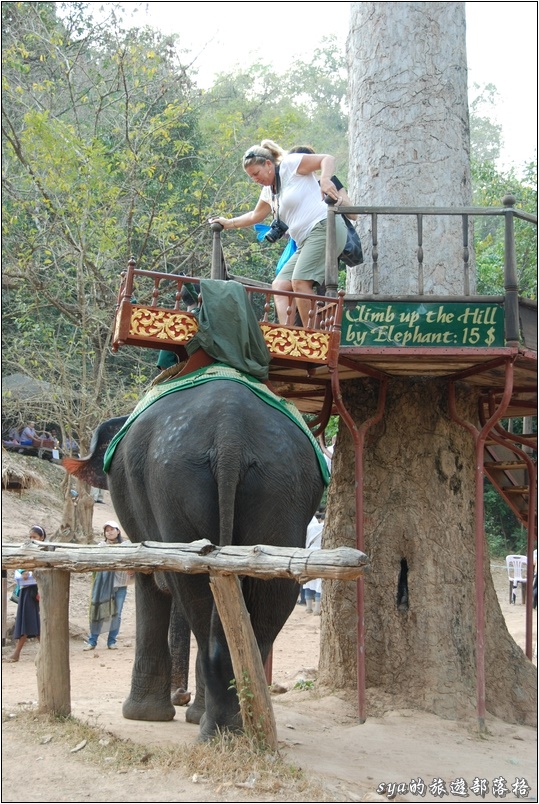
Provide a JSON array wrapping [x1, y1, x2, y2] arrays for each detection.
[[2, 539, 369, 747], [324, 195, 537, 347], [112, 258, 345, 369]]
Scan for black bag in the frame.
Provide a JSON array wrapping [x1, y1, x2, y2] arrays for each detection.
[[339, 217, 363, 267]]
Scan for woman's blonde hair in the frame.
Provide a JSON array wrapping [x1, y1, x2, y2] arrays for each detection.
[[242, 139, 285, 168]]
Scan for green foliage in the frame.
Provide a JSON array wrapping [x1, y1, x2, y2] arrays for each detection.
[[469, 83, 503, 163], [484, 483, 527, 557], [293, 679, 315, 691], [471, 158, 537, 299], [1, 1, 206, 443]]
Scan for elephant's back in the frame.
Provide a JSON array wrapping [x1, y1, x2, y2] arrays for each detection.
[[108, 380, 323, 547], [123, 380, 317, 464]]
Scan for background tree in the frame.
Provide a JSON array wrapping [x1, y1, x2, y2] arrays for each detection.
[[2, 1, 206, 537], [1, 2, 350, 536], [319, 1, 536, 725]]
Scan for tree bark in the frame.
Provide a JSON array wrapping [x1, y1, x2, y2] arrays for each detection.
[[347, 2, 474, 296], [319, 379, 537, 725], [75, 479, 95, 543]]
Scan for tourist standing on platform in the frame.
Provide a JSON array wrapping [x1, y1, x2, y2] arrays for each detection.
[[209, 139, 347, 326]]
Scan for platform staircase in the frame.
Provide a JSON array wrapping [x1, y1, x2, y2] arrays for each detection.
[[483, 434, 537, 530]]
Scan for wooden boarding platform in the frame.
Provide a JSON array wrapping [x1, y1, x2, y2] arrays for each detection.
[[111, 258, 537, 425], [111, 257, 537, 536]]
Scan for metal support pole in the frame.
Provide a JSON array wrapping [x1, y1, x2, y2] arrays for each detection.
[[330, 370, 387, 723], [210, 222, 226, 280], [448, 358, 515, 732], [325, 205, 339, 297]]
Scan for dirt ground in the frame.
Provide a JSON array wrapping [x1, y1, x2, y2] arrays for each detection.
[[1, 471, 537, 803]]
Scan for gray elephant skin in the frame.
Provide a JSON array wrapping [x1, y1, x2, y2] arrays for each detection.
[[66, 381, 324, 740]]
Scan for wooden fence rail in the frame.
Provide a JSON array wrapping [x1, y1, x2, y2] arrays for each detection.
[[2, 540, 369, 750], [1, 540, 370, 580]]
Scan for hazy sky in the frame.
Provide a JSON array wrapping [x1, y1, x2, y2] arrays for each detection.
[[126, 2, 537, 172]]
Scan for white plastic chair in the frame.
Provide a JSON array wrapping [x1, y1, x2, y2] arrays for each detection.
[[506, 555, 527, 604]]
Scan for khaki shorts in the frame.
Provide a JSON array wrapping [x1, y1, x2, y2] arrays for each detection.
[[278, 216, 348, 285]]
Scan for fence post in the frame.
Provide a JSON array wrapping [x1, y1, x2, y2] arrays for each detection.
[[324, 205, 339, 297], [502, 194, 520, 346], [210, 574, 278, 750], [35, 569, 71, 716], [2, 570, 7, 647]]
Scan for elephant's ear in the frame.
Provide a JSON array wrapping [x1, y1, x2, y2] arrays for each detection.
[[62, 415, 129, 489]]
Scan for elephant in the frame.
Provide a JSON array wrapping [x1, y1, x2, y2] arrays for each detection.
[[65, 378, 325, 740]]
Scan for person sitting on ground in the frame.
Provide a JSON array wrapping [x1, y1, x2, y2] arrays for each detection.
[[209, 139, 347, 326], [3, 427, 20, 446], [6, 525, 47, 662]]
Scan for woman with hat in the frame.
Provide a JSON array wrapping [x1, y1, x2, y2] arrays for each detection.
[[84, 521, 133, 651]]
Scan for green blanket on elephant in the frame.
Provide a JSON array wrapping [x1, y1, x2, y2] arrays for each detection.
[[103, 363, 330, 485], [185, 279, 271, 380]]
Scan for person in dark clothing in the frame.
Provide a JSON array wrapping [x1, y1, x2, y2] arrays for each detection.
[[6, 525, 46, 662]]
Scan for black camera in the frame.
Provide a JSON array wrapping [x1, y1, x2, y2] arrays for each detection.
[[265, 219, 288, 243]]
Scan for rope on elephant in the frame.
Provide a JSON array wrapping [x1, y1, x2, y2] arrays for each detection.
[[103, 363, 330, 485]]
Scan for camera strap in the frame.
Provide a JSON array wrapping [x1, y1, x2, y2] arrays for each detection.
[[272, 164, 282, 221]]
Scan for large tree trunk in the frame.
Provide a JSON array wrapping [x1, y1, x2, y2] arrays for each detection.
[[347, 2, 474, 296], [320, 2, 537, 726], [319, 379, 537, 724]]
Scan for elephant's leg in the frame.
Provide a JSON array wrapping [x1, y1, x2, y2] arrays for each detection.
[[123, 574, 175, 722], [167, 573, 212, 727], [197, 608, 243, 741], [185, 648, 206, 724], [169, 602, 191, 706], [243, 577, 300, 664]]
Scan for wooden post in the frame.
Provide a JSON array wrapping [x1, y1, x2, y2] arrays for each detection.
[[35, 569, 71, 716], [324, 205, 339, 297], [2, 570, 7, 647], [209, 574, 278, 751], [210, 222, 226, 280]]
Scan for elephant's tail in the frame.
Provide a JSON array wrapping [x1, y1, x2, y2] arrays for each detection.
[[214, 453, 242, 547]]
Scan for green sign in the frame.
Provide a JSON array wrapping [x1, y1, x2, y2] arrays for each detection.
[[341, 302, 505, 348]]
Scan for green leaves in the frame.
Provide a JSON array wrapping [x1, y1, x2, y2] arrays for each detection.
[[472, 157, 537, 299]]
